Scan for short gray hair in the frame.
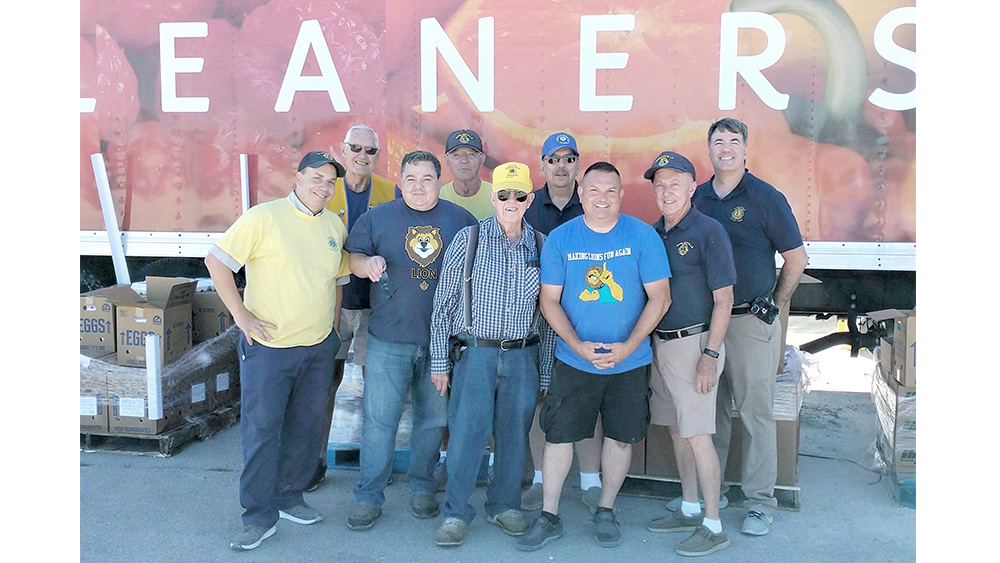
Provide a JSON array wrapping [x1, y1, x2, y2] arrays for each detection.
[[344, 124, 380, 148]]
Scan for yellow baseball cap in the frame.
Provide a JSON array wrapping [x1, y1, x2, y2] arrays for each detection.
[[492, 162, 533, 193]]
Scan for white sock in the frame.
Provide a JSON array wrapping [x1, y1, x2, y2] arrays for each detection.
[[703, 518, 723, 534], [580, 472, 602, 490], [533, 470, 543, 485], [681, 501, 702, 517]]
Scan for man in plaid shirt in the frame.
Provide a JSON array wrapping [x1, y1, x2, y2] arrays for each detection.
[[428, 162, 556, 548]]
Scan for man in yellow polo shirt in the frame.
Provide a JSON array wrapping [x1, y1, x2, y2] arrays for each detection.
[[205, 151, 351, 552]]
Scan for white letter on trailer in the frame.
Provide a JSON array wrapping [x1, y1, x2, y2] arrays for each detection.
[[420, 17, 495, 112], [869, 7, 916, 111], [718, 12, 789, 111], [579, 14, 634, 112], [275, 19, 350, 112], [160, 22, 209, 113]]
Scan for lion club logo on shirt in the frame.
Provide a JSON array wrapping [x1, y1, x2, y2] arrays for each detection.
[[730, 205, 746, 223], [676, 241, 694, 256], [405, 225, 442, 268]]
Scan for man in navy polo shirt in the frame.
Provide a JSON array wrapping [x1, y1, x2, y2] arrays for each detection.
[[523, 132, 584, 235], [643, 151, 736, 557], [692, 118, 808, 537]]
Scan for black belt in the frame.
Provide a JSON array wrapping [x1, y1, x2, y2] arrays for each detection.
[[731, 305, 752, 316], [654, 324, 708, 341], [458, 334, 540, 350]]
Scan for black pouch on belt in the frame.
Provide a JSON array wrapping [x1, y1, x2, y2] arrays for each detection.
[[750, 295, 779, 325], [448, 336, 465, 365]]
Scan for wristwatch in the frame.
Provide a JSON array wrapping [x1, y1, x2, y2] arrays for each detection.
[[702, 348, 720, 359]]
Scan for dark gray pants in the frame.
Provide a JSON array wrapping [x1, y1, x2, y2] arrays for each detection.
[[238, 332, 336, 527]]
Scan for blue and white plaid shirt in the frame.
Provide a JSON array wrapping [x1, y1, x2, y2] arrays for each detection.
[[430, 216, 557, 387]]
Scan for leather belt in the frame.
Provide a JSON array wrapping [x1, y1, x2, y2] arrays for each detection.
[[459, 334, 541, 350], [654, 324, 708, 341], [731, 305, 752, 316]]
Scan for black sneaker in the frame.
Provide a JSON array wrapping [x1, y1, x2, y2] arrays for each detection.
[[305, 461, 327, 492], [517, 513, 563, 551], [593, 508, 621, 547]]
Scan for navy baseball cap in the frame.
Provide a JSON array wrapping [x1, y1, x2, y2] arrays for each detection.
[[445, 129, 484, 154], [643, 151, 696, 182], [298, 151, 346, 176], [541, 132, 579, 157]]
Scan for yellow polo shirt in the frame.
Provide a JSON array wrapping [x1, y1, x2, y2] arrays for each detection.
[[214, 197, 350, 348]]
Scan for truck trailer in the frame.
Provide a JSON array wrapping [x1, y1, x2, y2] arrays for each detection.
[[79, 0, 916, 351]]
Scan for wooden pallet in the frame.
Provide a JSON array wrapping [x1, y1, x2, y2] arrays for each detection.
[[621, 474, 802, 511], [81, 401, 240, 457]]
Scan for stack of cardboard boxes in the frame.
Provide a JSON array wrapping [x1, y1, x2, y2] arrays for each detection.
[[630, 347, 805, 490], [869, 308, 916, 506], [79, 277, 239, 435]]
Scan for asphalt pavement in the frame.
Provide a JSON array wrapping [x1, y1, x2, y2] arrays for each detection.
[[77, 318, 918, 562]]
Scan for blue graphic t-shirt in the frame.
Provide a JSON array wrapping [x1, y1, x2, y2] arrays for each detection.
[[540, 214, 671, 374]]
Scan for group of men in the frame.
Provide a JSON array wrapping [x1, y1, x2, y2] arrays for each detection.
[[206, 117, 808, 557]]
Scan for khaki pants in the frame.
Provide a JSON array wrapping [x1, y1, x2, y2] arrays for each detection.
[[713, 313, 781, 516]]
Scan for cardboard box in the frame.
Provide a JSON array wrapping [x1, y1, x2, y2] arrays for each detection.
[[108, 326, 241, 434], [892, 308, 916, 387], [878, 431, 916, 473], [872, 363, 916, 464], [192, 290, 237, 342], [868, 308, 916, 387], [116, 277, 196, 368], [207, 367, 240, 411], [878, 337, 894, 380], [80, 353, 113, 433], [80, 285, 142, 354], [642, 418, 800, 487]]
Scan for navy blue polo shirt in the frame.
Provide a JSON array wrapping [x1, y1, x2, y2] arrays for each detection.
[[654, 207, 736, 331], [342, 182, 374, 310], [523, 183, 583, 235], [692, 170, 803, 305]]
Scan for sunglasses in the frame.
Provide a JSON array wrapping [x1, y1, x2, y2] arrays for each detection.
[[347, 143, 379, 155], [496, 190, 529, 202], [545, 155, 577, 165]]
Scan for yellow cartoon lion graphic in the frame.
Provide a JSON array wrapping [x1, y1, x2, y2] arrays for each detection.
[[405, 225, 443, 268], [579, 263, 623, 302]]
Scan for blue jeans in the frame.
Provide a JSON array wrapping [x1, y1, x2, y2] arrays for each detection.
[[353, 334, 447, 506], [442, 344, 540, 523], [238, 332, 335, 527]]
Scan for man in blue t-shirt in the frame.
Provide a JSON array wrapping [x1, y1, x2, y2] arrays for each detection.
[[518, 162, 671, 552], [692, 118, 808, 537], [344, 151, 477, 532]]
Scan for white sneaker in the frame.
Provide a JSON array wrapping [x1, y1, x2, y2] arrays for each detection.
[[741, 510, 773, 536]]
